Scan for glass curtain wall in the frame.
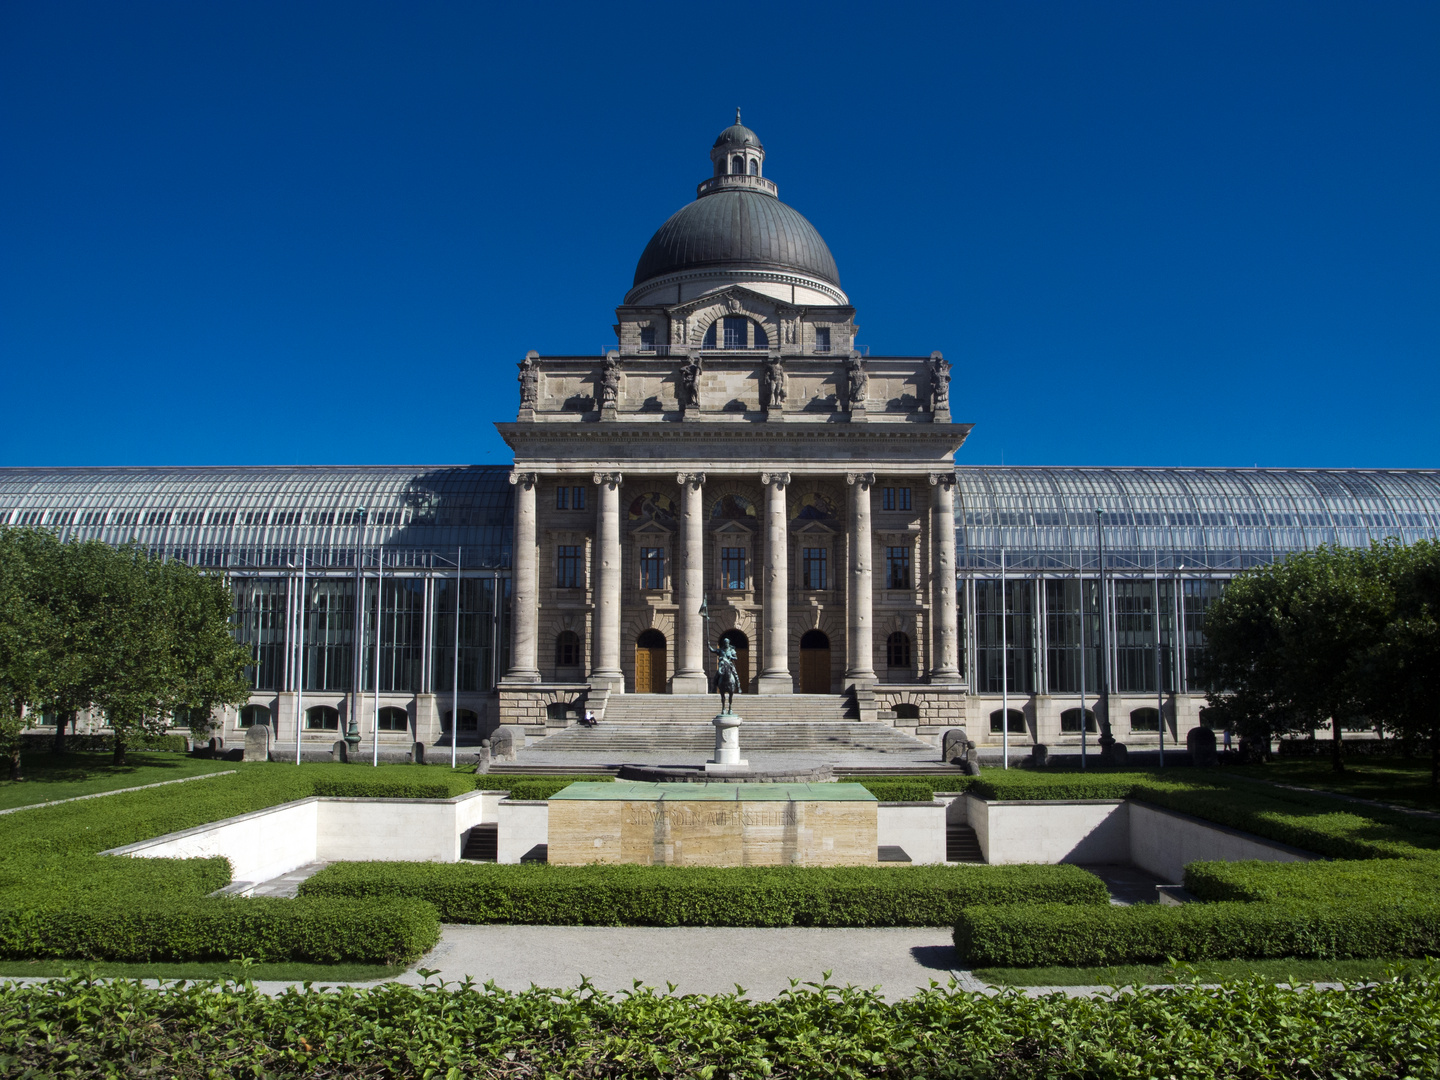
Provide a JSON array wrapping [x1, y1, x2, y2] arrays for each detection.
[[1044, 578, 1102, 694], [301, 578, 356, 691], [364, 577, 426, 692], [232, 577, 287, 690], [432, 576, 501, 693], [974, 580, 1036, 694], [1113, 579, 1176, 692], [1182, 579, 1227, 689]]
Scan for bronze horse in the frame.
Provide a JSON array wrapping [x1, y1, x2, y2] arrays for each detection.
[[709, 639, 741, 714]]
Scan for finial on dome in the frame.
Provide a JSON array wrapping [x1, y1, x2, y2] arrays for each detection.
[[736, 106, 742, 125]]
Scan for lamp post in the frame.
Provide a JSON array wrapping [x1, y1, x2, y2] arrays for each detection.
[[699, 595, 711, 690], [344, 506, 366, 755]]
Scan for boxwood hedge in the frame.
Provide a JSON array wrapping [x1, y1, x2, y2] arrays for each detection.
[[1184, 858, 1440, 904], [954, 899, 1440, 967], [299, 861, 1110, 927], [479, 775, 615, 800]]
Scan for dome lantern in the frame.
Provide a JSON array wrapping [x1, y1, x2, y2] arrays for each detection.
[[709, 108, 766, 181]]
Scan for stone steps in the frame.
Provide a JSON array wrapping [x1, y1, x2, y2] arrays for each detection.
[[601, 694, 856, 724], [531, 721, 931, 755], [462, 823, 498, 862], [947, 824, 984, 863]]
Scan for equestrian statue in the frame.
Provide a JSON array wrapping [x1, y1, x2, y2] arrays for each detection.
[[708, 639, 741, 715]]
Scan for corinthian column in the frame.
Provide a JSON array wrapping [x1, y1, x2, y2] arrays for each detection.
[[503, 471, 540, 683], [673, 472, 708, 693], [591, 472, 624, 691], [846, 472, 877, 686], [757, 472, 792, 694], [928, 472, 961, 683]]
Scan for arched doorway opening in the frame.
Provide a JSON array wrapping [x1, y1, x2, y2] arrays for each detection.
[[799, 629, 831, 693], [718, 629, 750, 694], [635, 629, 667, 694]]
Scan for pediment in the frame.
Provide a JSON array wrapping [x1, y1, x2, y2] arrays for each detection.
[[632, 521, 673, 538], [712, 520, 755, 538], [667, 284, 792, 321], [794, 520, 836, 537]]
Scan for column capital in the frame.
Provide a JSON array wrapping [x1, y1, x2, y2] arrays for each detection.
[[928, 471, 956, 491], [508, 470, 537, 488], [846, 471, 876, 489], [676, 472, 706, 488], [760, 471, 791, 488], [592, 471, 623, 487]]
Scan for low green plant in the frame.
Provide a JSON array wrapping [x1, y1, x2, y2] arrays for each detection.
[[477, 774, 614, 800], [1184, 858, 1440, 904], [4, 968, 1438, 1077], [847, 779, 937, 802], [300, 861, 1109, 926], [969, 769, 1162, 801], [954, 899, 1440, 967]]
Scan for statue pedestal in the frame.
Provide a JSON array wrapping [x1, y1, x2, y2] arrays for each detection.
[[705, 711, 748, 773]]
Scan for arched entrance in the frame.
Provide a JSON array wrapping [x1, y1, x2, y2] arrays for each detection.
[[634, 629, 667, 694], [799, 629, 831, 693], [718, 629, 750, 694]]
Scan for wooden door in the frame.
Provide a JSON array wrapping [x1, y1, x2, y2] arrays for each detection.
[[635, 645, 666, 693], [800, 647, 830, 693], [733, 647, 750, 693]]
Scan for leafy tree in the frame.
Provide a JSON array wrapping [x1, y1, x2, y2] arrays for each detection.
[[1360, 540, 1440, 786], [0, 529, 50, 779], [1203, 544, 1396, 772]]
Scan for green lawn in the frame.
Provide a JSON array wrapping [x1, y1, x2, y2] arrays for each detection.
[[0, 958, 406, 983], [1228, 756, 1440, 811], [974, 957, 1422, 987], [0, 751, 236, 811]]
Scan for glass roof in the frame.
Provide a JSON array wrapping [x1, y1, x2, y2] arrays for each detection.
[[3, 464, 1437, 577], [955, 467, 1440, 572], [0, 466, 513, 569]]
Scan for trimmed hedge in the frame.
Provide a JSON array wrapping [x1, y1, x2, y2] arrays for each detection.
[[22, 732, 190, 753], [850, 780, 938, 802], [310, 774, 474, 799], [969, 770, 1159, 801], [1185, 858, 1440, 905], [0, 897, 439, 964], [954, 900, 1440, 967], [478, 775, 615, 800], [299, 861, 1109, 926]]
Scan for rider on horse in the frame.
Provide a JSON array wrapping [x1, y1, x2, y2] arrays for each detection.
[[708, 639, 741, 714]]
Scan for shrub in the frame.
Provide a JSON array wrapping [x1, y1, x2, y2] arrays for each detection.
[[1184, 858, 1440, 904], [22, 732, 189, 753], [953, 900, 1440, 967], [309, 775, 474, 799], [850, 780, 937, 802], [969, 770, 1157, 801], [0, 897, 438, 964], [4, 967, 1439, 1078], [477, 775, 614, 800], [300, 861, 1109, 927]]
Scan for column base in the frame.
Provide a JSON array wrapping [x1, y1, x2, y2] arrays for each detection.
[[927, 670, 962, 685], [499, 671, 541, 686], [671, 672, 709, 694], [755, 673, 794, 694], [588, 672, 625, 693], [843, 672, 877, 690]]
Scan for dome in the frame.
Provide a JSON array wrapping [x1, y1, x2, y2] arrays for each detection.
[[632, 191, 842, 289], [713, 123, 762, 151]]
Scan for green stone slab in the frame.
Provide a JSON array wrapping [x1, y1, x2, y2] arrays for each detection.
[[548, 781, 878, 802]]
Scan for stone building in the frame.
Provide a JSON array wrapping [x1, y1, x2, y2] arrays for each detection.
[[5, 116, 1440, 758]]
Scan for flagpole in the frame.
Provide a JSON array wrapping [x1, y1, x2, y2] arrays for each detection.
[[1000, 547, 1008, 770], [373, 547, 382, 767], [1155, 550, 1165, 768], [295, 548, 306, 766], [1079, 569, 1087, 771], [451, 546, 462, 770]]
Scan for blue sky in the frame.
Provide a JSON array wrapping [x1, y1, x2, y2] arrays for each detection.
[[2, 1, 1436, 470]]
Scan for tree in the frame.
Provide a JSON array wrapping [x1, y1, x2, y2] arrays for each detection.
[[1360, 540, 1440, 786], [1202, 543, 1397, 772], [0, 528, 50, 779], [87, 547, 251, 765]]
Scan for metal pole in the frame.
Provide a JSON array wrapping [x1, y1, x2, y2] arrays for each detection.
[[451, 546, 462, 770], [1154, 551, 1165, 767], [347, 507, 366, 753], [372, 548, 382, 767], [1078, 570, 1087, 771], [296, 548, 306, 766], [1095, 510, 1111, 752], [1000, 547, 1008, 770]]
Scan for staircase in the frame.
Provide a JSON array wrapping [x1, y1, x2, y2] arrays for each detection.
[[531, 721, 931, 755], [946, 824, 984, 863], [461, 823, 498, 862], [601, 694, 857, 724]]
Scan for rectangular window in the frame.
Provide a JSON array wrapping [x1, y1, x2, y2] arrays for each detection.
[[556, 545, 583, 589], [556, 486, 568, 510], [886, 546, 911, 590], [639, 547, 665, 589], [639, 326, 656, 351], [814, 327, 831, 353], [898, 487, 911, 511], [571, 486, 585, 510], [721, 547, 746, 590], [882, 487, 895, 511], [802, 547, 828, 590]]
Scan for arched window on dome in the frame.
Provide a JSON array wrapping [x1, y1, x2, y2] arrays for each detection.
[[747, 157, 758, 176], [731, 155, 744, 175]]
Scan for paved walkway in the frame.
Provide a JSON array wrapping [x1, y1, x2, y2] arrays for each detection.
[[0, 769, 236, 816]]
